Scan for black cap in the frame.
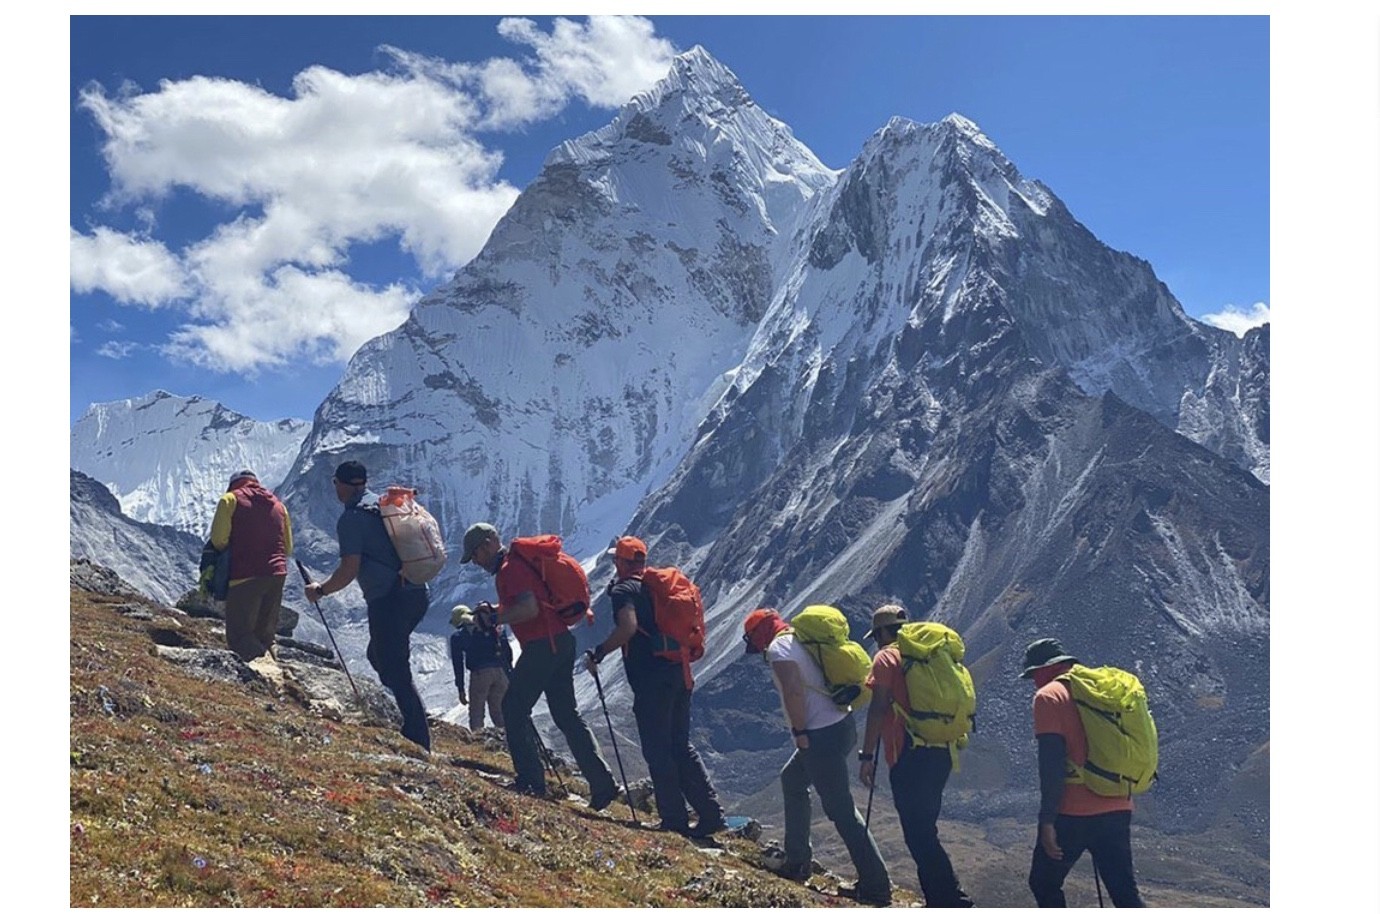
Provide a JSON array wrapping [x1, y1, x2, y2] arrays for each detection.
[[1020, 638, 1079, 679], [333, 460, 367, 486]]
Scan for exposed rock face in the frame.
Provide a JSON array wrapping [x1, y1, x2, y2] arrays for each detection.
[[70, 470, 204, 607], [1178, 324, 1270, 483], [74, 559, 397, 730]]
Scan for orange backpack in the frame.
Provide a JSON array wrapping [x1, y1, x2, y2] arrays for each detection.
[[641, 566, 706, 688], [507, 535, 593, 628]]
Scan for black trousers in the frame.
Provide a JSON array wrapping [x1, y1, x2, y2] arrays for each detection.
[[502, 630, 616, 799], [1028, 810, 1145, 907], [366, 585, 430, 751], [889, 744, 973, 907], [630, 663, 722, 829]]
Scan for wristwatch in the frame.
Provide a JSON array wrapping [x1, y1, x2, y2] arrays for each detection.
[[790, 727, 807, 738], [857, 750, 875, 762]]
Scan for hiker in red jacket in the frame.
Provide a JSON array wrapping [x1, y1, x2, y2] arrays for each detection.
[[462, 522, 618, 807], [208, 470, 292, 661]]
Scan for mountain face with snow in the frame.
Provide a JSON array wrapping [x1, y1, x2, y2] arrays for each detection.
[[69, 48, 1268, 842], [1178, 324, 1270, 483], [70, 470, 204, 607], [608, 112, 1267, 835], [276, 46, 836, 604], [70, 391, 309, 536]]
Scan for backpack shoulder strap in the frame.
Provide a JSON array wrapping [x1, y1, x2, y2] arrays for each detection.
[[506, 546, 554, 605]]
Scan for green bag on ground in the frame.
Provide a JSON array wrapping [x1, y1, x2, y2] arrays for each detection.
[[892, 621, 977, 750], [1057, 664, 1159, 797], [789, 604, 873, 711]]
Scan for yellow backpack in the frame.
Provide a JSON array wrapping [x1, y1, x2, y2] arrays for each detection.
[[788, 605, 873, 711], [892, 622, 977, 750], [1057, 664, 1159, 797]]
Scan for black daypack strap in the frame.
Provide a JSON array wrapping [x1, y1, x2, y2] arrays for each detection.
[[897, 656, 977, 734], [1073, 698, 1131, 736]]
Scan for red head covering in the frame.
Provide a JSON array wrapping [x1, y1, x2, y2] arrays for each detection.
[[743, 607, 790, 654]]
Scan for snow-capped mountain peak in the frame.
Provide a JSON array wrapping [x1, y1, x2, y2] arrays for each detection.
[[70, 391, 309, 536], [546, 48, 835, 238], [277, 49, 841, 606]]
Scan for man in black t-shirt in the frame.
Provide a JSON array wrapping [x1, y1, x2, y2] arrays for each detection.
[[584, 536, 725, 837]]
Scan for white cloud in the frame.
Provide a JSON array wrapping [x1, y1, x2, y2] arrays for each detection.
[[502, 15, 677, 106], [381, 15, 676, 130], [1200, 302, 1270, 337], [70, 227, 188, 306], [97, 318, 125, 333], [96, 340, 143, 360], [72, 15, 676, 374], [164, 265, 419, 373]]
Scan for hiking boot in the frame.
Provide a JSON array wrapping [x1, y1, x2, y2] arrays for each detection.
[[657, 820, 694, 836], [505, 780, 548, 799], [688, 815, 728, 838], [838, 882, 892, 907], [761, 846, 811, 882], [589, 785, 622, 812]]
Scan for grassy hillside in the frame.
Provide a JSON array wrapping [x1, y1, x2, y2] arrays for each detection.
[[69, 568, 1266, 907], [69, 577, 905, 908]]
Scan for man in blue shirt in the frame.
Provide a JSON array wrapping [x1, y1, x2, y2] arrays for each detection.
[[304, 460, 431, 751], [449, 603, 513, 731]]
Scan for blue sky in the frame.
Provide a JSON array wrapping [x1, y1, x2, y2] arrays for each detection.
[[69, 14, 1272, 425]]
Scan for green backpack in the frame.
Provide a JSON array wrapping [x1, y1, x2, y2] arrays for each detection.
[[1057, 664, 1159, 797], [788, 605, 873, 711], [892, 621, 977, 750]]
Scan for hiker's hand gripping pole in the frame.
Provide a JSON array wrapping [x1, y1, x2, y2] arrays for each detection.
[[294, 559, 365, 709]]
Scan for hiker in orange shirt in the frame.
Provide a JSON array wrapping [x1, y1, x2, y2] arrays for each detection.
[[859, 604, 973, 907], [1023, 638, 1145, 907]]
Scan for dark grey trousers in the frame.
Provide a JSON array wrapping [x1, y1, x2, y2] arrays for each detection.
[[781, 714, 890, 898]]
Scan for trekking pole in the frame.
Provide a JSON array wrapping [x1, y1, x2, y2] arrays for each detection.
[[864, 775, 877, 831], [587, 660, 638, 824], [1092, 856, 1105, 907], [294, 559, 365, 709], [531, 720, 568, 793]]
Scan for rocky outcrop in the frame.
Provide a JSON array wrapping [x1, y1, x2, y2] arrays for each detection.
[[70, 470, 203, 607]]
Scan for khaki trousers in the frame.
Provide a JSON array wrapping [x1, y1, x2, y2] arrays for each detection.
[[224, 574, 285, 661], [468, 665, 508, 730]]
